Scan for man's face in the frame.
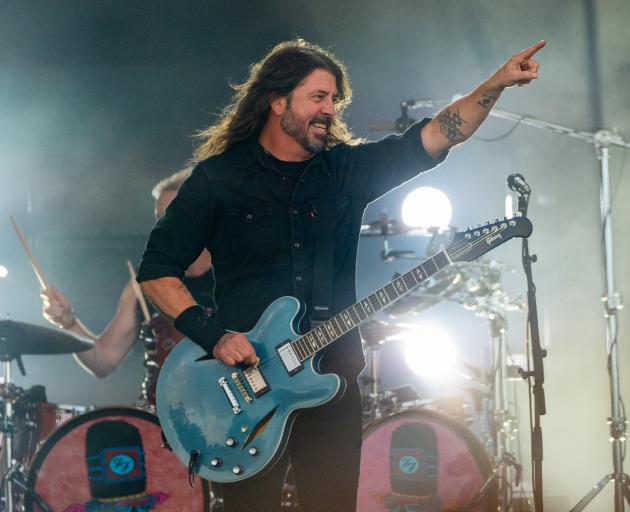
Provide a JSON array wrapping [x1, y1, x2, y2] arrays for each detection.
[[279, 69, 339, 154]]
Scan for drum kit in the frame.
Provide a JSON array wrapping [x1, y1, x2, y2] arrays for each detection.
[[0, 320, 213, 512], [0, 213, 527, 512], [356, 214, 528, 511]]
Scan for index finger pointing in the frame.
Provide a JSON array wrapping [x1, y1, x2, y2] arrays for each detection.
[[517, 40, 546, 61]]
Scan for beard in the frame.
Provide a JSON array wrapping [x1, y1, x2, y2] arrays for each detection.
[[280, 105, 329, 154]]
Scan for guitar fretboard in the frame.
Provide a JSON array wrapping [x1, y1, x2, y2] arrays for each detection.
[[291, 249, 452, 361]]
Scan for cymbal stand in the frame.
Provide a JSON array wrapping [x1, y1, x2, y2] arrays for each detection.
[[465, 311, 523, 511], [0, 357, 15, 512], [491, 315, 521, 510], [360, 335, 386, 421]]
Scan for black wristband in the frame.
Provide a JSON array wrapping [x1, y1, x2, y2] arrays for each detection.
[[174, 305, 226, 354]]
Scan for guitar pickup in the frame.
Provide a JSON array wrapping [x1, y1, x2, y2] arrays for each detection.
[[243, 365, 269, 398], [276, 340, 303, 375], [218, 377, 242, 414]]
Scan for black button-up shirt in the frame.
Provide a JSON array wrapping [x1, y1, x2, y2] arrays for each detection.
[[137, 119, 445, 369]]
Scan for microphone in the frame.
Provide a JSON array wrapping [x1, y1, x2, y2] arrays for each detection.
[[507, 173, 531, 195]]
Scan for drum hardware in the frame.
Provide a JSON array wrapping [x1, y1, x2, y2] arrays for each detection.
[[0, 320, 92, 511], [138, 314, 185, 407], [360, 211, 451, 263], [461, 288, 525, 511], [2, 464, 50, 512], [359, 320, 424, 422]]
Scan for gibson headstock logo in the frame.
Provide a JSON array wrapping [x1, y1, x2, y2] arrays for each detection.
[[486, 232, 502, 245]]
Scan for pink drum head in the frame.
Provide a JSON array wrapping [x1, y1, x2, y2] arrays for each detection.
[[357, 409, 496, 511], [26, 407, 209, 512]]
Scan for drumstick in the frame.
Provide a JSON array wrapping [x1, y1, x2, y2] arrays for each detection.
[[126, 261, 151, 322], [9, 215, 49, 290]]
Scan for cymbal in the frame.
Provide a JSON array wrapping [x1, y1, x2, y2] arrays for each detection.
[[0, 320, 94, 356], [360, 219, 434, 237]]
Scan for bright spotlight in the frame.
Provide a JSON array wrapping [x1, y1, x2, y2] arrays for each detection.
[[394, 325, 457, 380], [401, 187, 453, 229], [0, 265, 8, 279]]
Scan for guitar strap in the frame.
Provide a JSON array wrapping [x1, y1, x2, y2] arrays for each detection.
[[310, 159, 335, 328]]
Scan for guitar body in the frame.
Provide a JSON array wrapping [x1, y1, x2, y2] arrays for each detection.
[[156, 296, 342, 483]]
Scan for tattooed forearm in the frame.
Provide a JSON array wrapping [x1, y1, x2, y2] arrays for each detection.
[[477, 93, 498, 109], [437, 108, 467, 143]]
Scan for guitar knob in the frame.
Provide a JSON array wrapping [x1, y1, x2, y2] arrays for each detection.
[[248, 447, 258, 456], [226, 437, 236, 447], [210, 457, 222, 467], [232, 465, 243, 475]]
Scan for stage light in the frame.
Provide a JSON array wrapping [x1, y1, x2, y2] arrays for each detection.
[[401, 187, 452, 228], [393, 325, 457, 380], [0, 265, 8, 278]]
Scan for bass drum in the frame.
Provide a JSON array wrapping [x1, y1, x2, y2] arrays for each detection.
[[357, 409, 497, 512], [25, 407, 210, 512]]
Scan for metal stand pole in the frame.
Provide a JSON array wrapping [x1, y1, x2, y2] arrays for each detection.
[[492, 318, 510, 509], [569, 135, 630, 511], [2, 360, 14, 512]]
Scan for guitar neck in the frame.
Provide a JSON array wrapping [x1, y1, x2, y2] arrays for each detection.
[[291, 250, 453, 361]]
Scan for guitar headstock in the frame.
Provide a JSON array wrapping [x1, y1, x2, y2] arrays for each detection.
[[448, 216, 532, 263]]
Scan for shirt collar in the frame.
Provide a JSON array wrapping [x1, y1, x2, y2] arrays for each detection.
[[235, 136, 331, 177]]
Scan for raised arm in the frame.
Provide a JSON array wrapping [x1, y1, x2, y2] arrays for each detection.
[[42, 282, 141, 378], [421, 40, 546, 159]]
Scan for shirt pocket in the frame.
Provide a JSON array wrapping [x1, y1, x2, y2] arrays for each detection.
[[226, 204, 275, 259]]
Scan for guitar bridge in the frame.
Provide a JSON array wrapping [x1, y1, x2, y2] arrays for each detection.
[[218, 377, 242, 414]]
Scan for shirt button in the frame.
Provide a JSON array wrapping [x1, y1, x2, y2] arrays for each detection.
[[246, 213, 253, 220], [292, 209, 298, 215], [295, 275, 302, 282], [294, 242, 300, 248]]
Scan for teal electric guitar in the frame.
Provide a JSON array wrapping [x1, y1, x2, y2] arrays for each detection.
[[156, 216, 532, 483]]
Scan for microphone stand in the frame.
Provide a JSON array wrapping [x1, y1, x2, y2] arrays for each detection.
[[511, 179, 546, 512], [404, 99, 630, 511]]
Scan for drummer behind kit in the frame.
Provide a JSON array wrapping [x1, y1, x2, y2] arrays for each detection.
[[2, 217, 215, 512]]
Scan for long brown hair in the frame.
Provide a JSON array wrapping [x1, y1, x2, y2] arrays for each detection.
[[193, 39, 358, 162]]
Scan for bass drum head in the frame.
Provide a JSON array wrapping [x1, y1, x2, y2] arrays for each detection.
[[358, 408, 497, 512], [25, 406, 210, 512]]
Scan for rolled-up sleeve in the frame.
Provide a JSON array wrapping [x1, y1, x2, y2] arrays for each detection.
[[137, 163, 215, 282]]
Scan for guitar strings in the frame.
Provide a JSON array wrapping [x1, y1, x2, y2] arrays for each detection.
[[251, 224, 512, 373]]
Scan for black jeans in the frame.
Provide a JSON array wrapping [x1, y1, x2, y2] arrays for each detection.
[[220, 371, 363, 512]]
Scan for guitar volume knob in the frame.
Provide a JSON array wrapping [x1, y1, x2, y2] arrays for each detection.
[[248, 447, 258, 456], [232, 465, 243, 475], [210, 457, 222, 467], [226, 437, 236, 447]]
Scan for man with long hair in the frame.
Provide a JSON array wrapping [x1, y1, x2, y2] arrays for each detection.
[[137, 38, 544, 511]]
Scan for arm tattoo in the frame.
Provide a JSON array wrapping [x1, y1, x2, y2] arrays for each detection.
[[477, 93, 498, 109], [437, 108, 467, 143]]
